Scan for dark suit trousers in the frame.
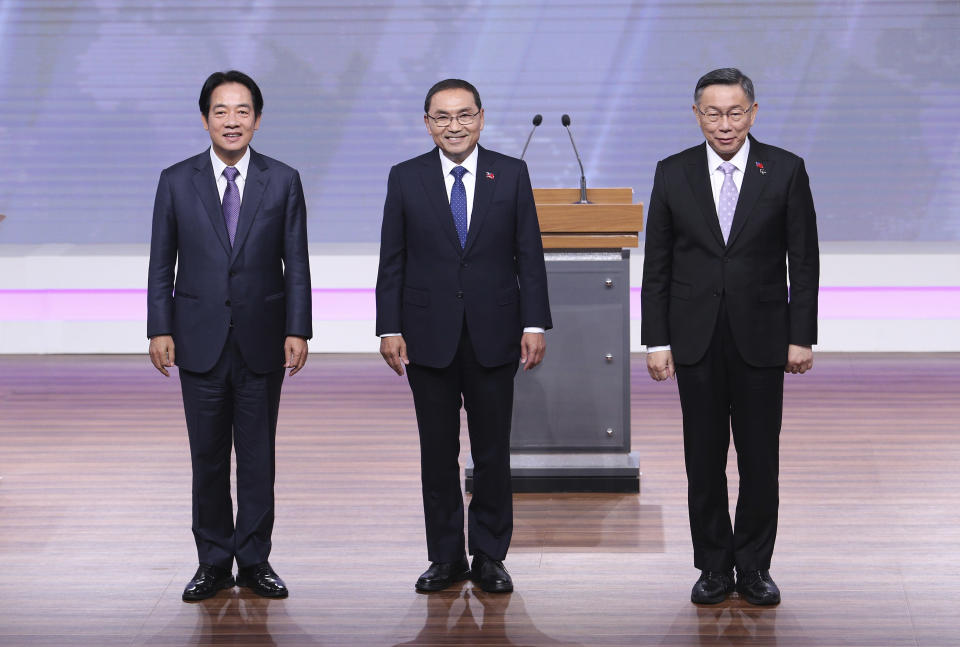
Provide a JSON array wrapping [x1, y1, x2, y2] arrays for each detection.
[[178, 329, 284, 570], [675, 300, 784, 572], [406, 324, 518, 563]]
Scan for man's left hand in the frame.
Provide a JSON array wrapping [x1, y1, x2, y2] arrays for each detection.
[[520, 332, 545, 371], [284, 336, 308, 376], [785, 344, 813, 374]]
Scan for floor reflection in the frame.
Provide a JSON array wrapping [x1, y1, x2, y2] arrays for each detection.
[[394, 584, 582, 646], [140, 589, 318, 646], [693, 604, 779, 645], [512, 494, 665, 553]]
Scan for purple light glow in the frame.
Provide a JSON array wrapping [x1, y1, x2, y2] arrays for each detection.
[[627, 287, 960, 320], [0, 287, 958, 322], [0, 289, 375, 322]]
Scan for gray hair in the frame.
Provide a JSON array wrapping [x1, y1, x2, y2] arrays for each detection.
[[694, 68, 755, 104]]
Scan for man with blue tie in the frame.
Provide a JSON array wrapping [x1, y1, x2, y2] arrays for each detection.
[[376, 79, 552, 594], [642, 68, 819, 605], [147, 70, 312, 601]]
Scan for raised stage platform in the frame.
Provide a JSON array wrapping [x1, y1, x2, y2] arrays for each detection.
[[1, 353, 958, 646]]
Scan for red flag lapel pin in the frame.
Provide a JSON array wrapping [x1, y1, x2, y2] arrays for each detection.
[[485, 171, 495, 180], [755, 161, 767, 175]]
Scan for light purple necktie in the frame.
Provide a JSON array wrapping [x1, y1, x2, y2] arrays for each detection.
[[222, 166, 240, 246], [717, 161, 738, 243]]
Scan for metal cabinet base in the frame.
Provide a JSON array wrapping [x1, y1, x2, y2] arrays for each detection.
[[466, 250, 640, 493], [466, 451, 640, 493]]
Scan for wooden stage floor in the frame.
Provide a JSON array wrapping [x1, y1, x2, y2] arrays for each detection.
[[1, 353, 958, 646]]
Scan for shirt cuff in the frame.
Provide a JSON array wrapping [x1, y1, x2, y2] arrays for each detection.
[[380, 333, 401, 337], [646, 345, 671, 353]]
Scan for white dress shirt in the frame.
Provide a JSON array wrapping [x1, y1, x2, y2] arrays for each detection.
[[439, 146, 478, 227], [706, 137, 750, 206], [210, 146, 251, 203], [646, 140, 750, 354]]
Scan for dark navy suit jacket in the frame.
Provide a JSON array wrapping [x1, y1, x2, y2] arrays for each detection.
[[375, 145, 551, 368], [147, 148, 312, 374], [641, 135, 819, 367]]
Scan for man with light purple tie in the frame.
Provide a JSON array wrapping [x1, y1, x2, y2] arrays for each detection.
[[641, 68, 819, 606], [147, 70, 311, 602]]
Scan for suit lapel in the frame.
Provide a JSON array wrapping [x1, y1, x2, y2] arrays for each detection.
[[463, 145, 496, 254], [726, 135, 771, 248], [230, 148, 270, 264], [419, 148, 463, 252], [683, 145, 725, 248], [192, 151, 232, 257]]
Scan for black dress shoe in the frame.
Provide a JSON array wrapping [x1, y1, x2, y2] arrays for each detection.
[[736, 569, 781, 605], [237, 562, 288, 598], [415, 557, 470, 592], [182, 564, 235, 602], [471, 553, 513, 593], [690, 570, 734, 604]]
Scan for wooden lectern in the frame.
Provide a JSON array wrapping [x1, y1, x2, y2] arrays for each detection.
[[466, 188, 644, 493], [534, 187, 643, 249]]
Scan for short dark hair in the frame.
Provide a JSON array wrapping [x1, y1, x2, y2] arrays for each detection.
[[424, 79, 482, 114], [199, 70, 264, 118], [694, 68, 755, 104]]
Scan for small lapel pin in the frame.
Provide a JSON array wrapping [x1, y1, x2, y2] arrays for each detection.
[[485, 171, 495, 180], [755, 161, 767, 175]]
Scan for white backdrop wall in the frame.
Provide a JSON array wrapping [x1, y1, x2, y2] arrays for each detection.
[[2, 2, 958, 354]]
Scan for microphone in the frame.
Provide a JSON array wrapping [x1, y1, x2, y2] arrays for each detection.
[[520, 114, 543, 160], [561, 114, 591, 204]]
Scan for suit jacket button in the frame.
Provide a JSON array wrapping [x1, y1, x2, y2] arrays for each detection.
[[225, 299, 231, 306], [456, 290, 464, 299], [712, 291, 720, 298], [229, 271, 237, 277]]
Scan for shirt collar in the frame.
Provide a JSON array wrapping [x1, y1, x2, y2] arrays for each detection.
[[210, 146, 252, 180], [705, 137, 750, 173], [438, 145, 479, 178]]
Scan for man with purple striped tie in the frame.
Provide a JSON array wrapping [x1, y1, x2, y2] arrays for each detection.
[[147, 70, 312, 602], [642, 68, 819, 606]]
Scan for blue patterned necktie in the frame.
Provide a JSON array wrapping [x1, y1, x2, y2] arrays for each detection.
[[717, 161, 738, 243], [222, 166, 240, 246], [450, 166, 468, 247]]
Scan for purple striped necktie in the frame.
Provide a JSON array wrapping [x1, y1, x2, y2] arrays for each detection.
[[222, 166, 240, 246]]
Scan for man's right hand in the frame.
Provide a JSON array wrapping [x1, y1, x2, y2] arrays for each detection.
[[380, 335, 409, 376], [149, 335, 176, 377], [646, 349, 675, 382]]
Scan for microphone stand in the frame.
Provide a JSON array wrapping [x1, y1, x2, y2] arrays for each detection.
[[562, 115, 591, 204]]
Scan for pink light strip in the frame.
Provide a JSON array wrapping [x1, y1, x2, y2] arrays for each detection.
[[0, 287, 958, 322], [0, 289, 375, 322], [627, 287, 960, 320]]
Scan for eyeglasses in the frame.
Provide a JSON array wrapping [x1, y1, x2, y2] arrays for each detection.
[[426, 109, 481, 128], [696, 105, 754, 123]]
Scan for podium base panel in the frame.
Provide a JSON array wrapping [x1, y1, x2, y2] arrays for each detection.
[[464, 452, 640, 494]]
